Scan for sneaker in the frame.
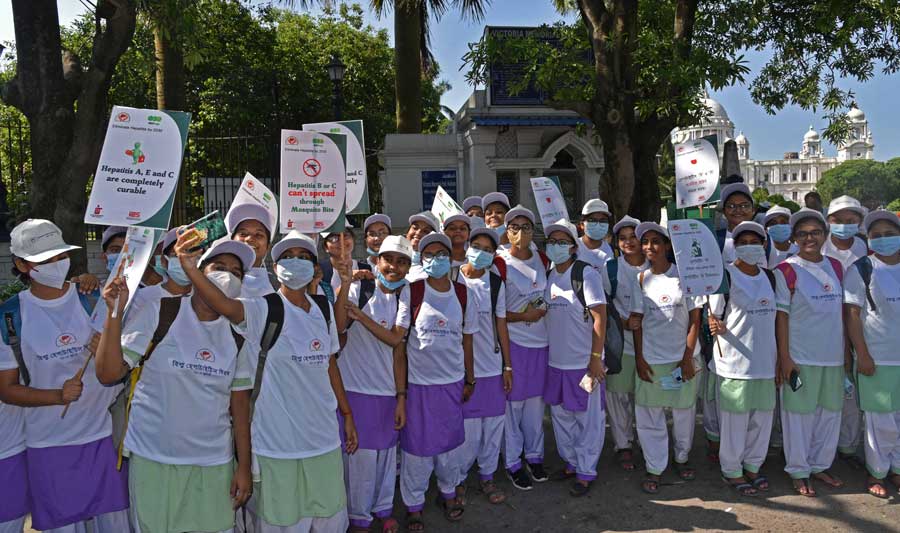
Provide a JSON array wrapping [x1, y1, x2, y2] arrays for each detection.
[[507, 468, 533, 491], [527, 463, 549, 483]]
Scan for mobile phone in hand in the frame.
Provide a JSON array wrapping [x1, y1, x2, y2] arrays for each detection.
[[789, 369, 803, 392], [182, 211, 227, 252]]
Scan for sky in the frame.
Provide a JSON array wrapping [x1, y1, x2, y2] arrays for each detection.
[[3, 0, 900, 161]]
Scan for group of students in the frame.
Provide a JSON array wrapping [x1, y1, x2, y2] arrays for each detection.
[[1, 185, 899, 533]]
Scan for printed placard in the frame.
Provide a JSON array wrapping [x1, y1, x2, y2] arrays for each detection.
[[279, 130, 346, 234], [674, 137, 719, 208], [231, 172, 278, 233], [530, 176, 569, 232], [303, 120, 369, 214], [430, 185, 464, 227], [667, 219, 724, 297]]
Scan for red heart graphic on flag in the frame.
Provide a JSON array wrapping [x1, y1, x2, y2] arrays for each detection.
[[545, 197, 551, 203], [690, 159, 697, 164]]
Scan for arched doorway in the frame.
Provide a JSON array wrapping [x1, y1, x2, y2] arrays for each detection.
[[550, 149, 582, 219]]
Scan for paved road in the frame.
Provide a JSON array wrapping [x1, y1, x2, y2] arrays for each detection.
[[25, 416, 900, 532]]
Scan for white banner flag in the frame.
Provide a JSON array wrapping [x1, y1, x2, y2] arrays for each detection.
[[530, 176, 569, 232], [430, 185, 464, 227], [667, 219, 724, 297], [231, 172, 278, 232], [674, 138, 719, 208], [279, 130, 346, 233]]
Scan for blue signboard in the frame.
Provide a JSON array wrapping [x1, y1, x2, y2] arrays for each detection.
[[486, 26, 558, 106], [421, 170, 458, 210]]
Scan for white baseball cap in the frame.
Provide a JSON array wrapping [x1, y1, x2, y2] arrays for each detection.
[[199, 238, 256, 273], [10, 219, 81, 263], [408, 211, 439, 232], [763, 205, 792, 226], [462, 196, 483, 212], [581, 199, 611, 217], [717, 183, 753, 211], [442, 213, 471, 231], [225, 203, 275, 241], [732, 221, 767, 242], [544, 218, 579, 242], [789, 207, 827, 231], [469, 227, 499, 248], [162, 228, 180, 254], [271, 230, 318, 262], [613, 215, 640, 235], [364, 213, 392, 232], [827, 195, 867, 218], [482, 192, 510, 211], [504, 204, 535, 225], [101, 226, 128, 250], [635, 222, 669, 240], [378, 235, 414, 260], [418, 232, 451, 253], [863, 209, 900, 234], [320, 222, 354, 239]]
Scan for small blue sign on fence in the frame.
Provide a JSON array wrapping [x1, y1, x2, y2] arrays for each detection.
[[421, 170, 458, 210]]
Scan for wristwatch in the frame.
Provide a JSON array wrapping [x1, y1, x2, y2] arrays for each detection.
[[465, 378, 477, 387], [503, 366, 513, 372]]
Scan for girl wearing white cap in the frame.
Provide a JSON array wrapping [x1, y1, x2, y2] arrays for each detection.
[[453, 227, 512, 505], [843, 210, 900, 498], [173, 230, 357, 532], [604, 215, 648, 471], [773, 208, 846, 497], [226, 203, 277, 297], [499, 205, 551, 490], [443, 213, 472, 273], [629, 222, 703, 494], [322, 226, 372, 295], [0, 219, 129, 533], [543, 219, 607, 497], [333, 235, 412, 533], [406, 211, 439, 282], [578, 199, 615, 262], [763, 206, 798, 269], [707, 221, 778, 496], [364, 213, 393, 269], [482, 192, 511, 243], [400, 232, 477, 529], [823, 195, 868, 464], [96, 238, 257, 533], [463, 196, 484, 219]]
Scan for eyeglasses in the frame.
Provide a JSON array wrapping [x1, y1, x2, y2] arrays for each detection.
[[725, 202, 753, 212], [507, 224, 533, 233], [546, 239, 574, 247], [422, 251, 450, 261], [794, 229, 825, 240], [325, 234, 349, 244], [366, 230, 389, 239]]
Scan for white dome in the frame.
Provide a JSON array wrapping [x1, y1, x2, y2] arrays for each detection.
[[735, 131, 748, 144], [803, 126, 820, 141], [703, 97, 729, 120], [848, 107, 865, 121]]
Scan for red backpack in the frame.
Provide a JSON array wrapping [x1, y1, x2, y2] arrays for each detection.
[[406, 279, 468, 340], [775, 256, 844, 296]]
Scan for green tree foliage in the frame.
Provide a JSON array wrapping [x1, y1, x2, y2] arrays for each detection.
[[817, 159, 900, 210], [765, 193, 800, 213], [886, 198, 900, 212], [752, 187, 769, 206]]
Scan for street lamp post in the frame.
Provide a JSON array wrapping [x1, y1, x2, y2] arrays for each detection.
[[0, 43, 9, 242], [326, 53, 346, 121]]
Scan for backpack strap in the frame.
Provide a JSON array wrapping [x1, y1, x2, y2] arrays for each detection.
[[763, 268, 777, 294], [715, 228, 728, 252], [827, 256, 845, 285], [1, 295, 28, 386], [251, 293, 285, 403], [571, 260, 590, 322], [537, 250, 550, 270], [143, 297, 185, 366], [309, 293, 332, 333], [854, 256, 876, 312], [775, 262, 797, 296], [356, 279, 378, 314], [356, 262, 372, 272], [606, 258, 619, 300], [638, 269, 646, 290], [320, 260, 335, 286], [452, 281, 468, 327], [404, 280, 426, 342], [492, 256, 507, 281], [489, 272, 502, 354]]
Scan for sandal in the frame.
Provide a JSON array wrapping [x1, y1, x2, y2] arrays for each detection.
[[406, 512, 425, 532], [867, 477, 890, 499], [673, 462, 696, 481], [479, 479, 506, 504], [455, 484, 467, 505], [723, 476, 757, 496], [616, 449, 636, 471], [811, 470, 844, 488], [436, 496, 465, 522], [569, 480, 591, 497], [745, 472, 769, 492], [792, 478, 816, 497], [382, 517, 400, 533], [641, 475, 660, 494], [551, 468, 576, 481]]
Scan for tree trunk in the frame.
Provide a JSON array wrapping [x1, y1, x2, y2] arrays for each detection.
[[630, 135, 664, 222], [597, 126, 636, 222], [154, 24, 186, 111], [394, 0, 423, 133]]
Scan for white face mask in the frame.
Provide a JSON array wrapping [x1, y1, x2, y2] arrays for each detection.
[[29, 258, 70, 289], [206, 270, 242, 299], [735, 244, 766, 266]]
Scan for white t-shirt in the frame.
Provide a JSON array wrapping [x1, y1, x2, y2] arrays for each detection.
[[406, 264, 427, 282], [843, 256, 900, 365], [0, 286, 116, 449], [339, 282, 411, 395], [238, 294, 341, 459], [612, 256, 649, 356], [121, 297, 253, 466], [456, 270, 507, 378], [242, 266, 276, 297], [330, 259, 361, 294], [774, 256, 844, 366], [0, 356, 25, 459], [630, 265, 702, 365], [823, 235, 868, 273], [708, 264, 777, 379], [499, 251, 548, 348], [768, 242, 798, 269], [723, 230, 767, 268], [546, 264, 606, 370], [407, 283, 479, 385], [576, 241, 612, 294]]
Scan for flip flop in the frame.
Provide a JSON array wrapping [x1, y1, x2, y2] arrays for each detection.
[[406, 512, 425, 532], [792, 478, 816, 497], [381, 517, 400, 533], [746, 473, 770, 492], [867, 479, 890, 499], [673, 462, 696, 481], [436, 495, 465, 522], [812, 470, 844, 488], [641, 475, 660, 494], [722, 476, 757, 496], [616, 448, 636, 471], [479, 479, 506, 504]]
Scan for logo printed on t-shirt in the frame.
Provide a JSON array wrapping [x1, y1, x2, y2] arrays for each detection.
[[759, 298, 770, 307], [310, 339, 323, 351], [823, 283, 833, 293], [56, 333, 76, 347], [660, 295, 672, 303], [437, 318, 447, 327], [379, 319, 389, 328], [196, 349, 215, 362]]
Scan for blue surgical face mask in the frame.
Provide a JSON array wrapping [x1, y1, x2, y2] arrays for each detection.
[[423, 256, 451, 278], [869, 236, 900, 256], [275, 258, 315, 290], [493, 224, 507, 238], [412, 251, 421, 266], [105, 253, 120, 273], [546, 243, 574, 265], [830, 223, 859, 240], [366, 247, 379, 257], [152, 256, 168, 279], [767, 224, 791, 243], [377, 271, 407, 291], [466, 247, 494, 270], [166, 257, 191, 286], [584, 221, 609, 241]]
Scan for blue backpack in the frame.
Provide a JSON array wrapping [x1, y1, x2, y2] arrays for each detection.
[[0, 290, 98, 386]]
